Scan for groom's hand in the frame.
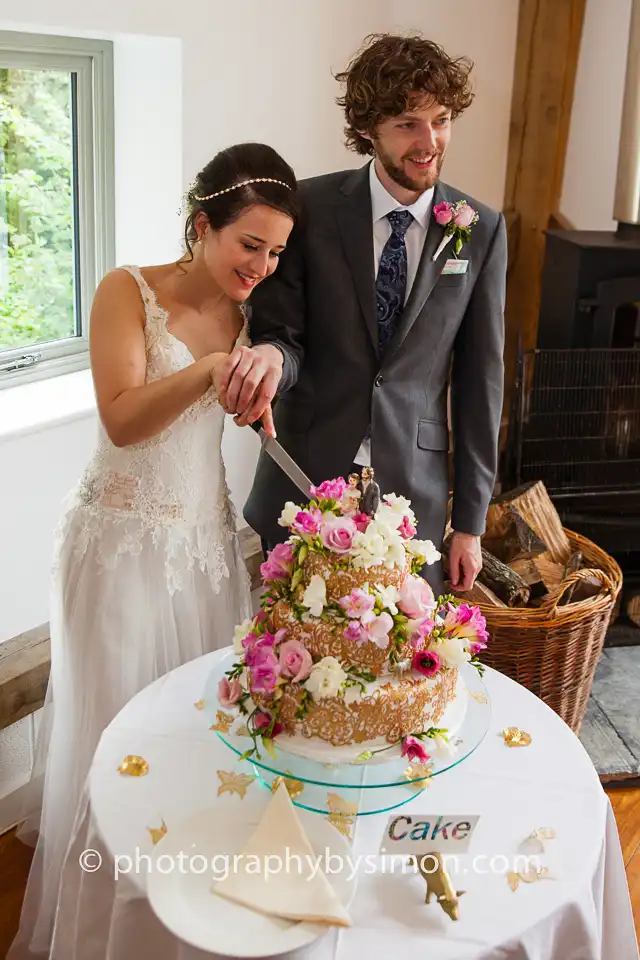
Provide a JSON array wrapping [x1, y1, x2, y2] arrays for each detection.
[[216, 344, 283, 436], [448, 531, 482, 591]]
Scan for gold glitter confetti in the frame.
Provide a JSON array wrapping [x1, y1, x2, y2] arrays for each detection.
[[469, 691, 488, 704], [216, 770, 256, 799], [404, 762, 433, 791], [193, 699, 204, 710], [507, 865, 554, 891], [147, 819, 168, 845], [210, 711, 235, 733], [271, 771, 304, 799], [326, 793, 358, 839], [501, 727, 532, 747], [117, 755, 149, 776]]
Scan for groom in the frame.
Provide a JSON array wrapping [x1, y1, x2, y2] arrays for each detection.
[[219, 33, 506, 594]]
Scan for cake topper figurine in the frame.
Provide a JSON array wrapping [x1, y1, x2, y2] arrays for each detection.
[[409, 852, 465, 920], [360, 466, 380, 516]]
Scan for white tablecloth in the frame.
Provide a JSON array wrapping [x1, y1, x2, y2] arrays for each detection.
[[47, 648, 638, 960]]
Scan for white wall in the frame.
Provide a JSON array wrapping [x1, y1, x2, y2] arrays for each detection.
[[561, 0, 633, 229], [0, 0, 519, 819]]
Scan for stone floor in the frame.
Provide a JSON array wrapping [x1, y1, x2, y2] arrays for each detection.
[[579, 642, 640, 781]]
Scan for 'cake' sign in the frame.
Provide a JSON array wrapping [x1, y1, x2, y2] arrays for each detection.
[[380, 813, 479, 855]]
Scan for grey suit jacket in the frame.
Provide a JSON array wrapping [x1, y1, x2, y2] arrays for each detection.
[[243, 163, 506, 572]]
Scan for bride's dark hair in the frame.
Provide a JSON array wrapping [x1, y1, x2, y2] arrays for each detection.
[[182, 142, 298, 260]]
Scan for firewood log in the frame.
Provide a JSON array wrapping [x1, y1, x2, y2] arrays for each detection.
[[482, 507, 548, 564], [442, 536, 530, 607], [507, 558, 548, 602], [485, 481, 571, 565], [444, 579, 507, 608]]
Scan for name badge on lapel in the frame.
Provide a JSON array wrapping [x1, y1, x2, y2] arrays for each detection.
[[441, 259, 468, 275]]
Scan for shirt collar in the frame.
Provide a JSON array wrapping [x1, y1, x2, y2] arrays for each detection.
[[369, 159, 434, 229]]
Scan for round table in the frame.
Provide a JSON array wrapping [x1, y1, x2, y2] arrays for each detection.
[[48, 648, 639, 960]]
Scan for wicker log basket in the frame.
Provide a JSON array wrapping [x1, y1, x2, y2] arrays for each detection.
[[471, 528, 622, 734]]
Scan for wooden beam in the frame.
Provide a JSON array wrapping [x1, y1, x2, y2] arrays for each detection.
[[502, 0, 586, 389], [0, 528, 264, 730]]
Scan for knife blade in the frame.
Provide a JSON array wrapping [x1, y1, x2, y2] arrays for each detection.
[[251, 423, 314, 497]]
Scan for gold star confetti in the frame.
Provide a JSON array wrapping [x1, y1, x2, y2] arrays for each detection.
[[404, 762, 433, 792], [117, 755, 149, 776], [326, 792, 358, 840], [210, 711, 235, 733], [469, 691, 488, 704], [501, 727, 532, 747], [216, 770, 256, 799], [271, 771, 304, 799], [193, 699, 204, 710], [507, 865, 554, 891], [147, 819, 168, 845]]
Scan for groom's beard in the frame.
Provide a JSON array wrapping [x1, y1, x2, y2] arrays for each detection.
[[376, 144, 444, 193]]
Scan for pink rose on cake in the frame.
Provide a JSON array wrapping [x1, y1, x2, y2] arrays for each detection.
[[254, 711, 283, 737], [278, 638, 313, 682], [218, 676, 243, 707], [398, 575, 436, 620], [401, 735, 431, 764], [249, 648, 280, 693], [441, 603, 488, 649], [260, 542, 294, 583], [320, 514, 357, 554], [292, 508, 322, 537], [310, 477, 347, 502], [352, 512, 372, 533]]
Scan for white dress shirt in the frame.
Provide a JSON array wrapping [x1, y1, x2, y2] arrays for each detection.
[[354, 161, 434, 466]]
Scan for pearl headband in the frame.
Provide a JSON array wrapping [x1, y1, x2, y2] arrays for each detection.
[[193, 177, 293, 201]]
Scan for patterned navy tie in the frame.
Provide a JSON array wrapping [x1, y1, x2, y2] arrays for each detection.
[[375, 209, 414, 357]]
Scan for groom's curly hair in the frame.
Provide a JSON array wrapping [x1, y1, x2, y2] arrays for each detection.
[[335, 33, 474, 155]]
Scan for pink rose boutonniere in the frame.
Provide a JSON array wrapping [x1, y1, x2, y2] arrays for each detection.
[[432, 199, 479, 261]]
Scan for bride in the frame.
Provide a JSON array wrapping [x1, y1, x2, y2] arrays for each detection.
[[9, 141, 297, 957]]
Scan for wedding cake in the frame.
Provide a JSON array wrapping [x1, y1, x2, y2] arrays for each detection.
[[218, 471, 488, 763]]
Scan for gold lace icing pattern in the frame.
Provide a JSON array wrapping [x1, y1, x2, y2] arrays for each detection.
[[254, 667, 458, 747], [302, 552, 409, 603]]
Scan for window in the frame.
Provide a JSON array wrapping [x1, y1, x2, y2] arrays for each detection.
[[0, 31, 114, 388]]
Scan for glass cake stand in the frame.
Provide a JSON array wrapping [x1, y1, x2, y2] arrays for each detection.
[[202, 650, 491, 817]]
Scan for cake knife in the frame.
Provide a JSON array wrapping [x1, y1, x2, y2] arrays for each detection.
[[250, 421, 314, 497]]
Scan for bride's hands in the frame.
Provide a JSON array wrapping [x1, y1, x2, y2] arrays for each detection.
[[208, 346, 280, 438]]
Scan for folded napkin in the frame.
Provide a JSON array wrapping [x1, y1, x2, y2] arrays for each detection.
[[212, 782, 351, 927]]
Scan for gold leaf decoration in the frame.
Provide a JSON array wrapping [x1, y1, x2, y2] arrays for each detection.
[[326, 792, 358, 839], [519, 827, 557, 854], [501, 727, 532, 747], [147, 819, 168, 845], [507, 865, 554, 891], [193, 699, 204, 710], [217, 770, 256, 799], [210, 711, 235, 733], [271, 771, 304, 799], [469, 691, 488, 704], [236, 723, 250, 737], [117, 755, 149, 777], [404, 762, 433, 791]]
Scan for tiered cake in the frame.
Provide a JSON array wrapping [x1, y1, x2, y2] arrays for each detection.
[[218, 472, 488, 763]]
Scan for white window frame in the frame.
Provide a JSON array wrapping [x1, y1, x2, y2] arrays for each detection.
[[0, 30, 114, 389]]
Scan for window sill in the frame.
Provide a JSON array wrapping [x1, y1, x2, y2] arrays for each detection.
[[0, 369, 96, 442]]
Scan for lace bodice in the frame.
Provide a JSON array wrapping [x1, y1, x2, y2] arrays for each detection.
[[55, 265, 251, 593]]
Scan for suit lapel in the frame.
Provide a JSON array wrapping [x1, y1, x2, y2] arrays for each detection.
[[336, 165, 378, 353], [383, 181, 451, 363]]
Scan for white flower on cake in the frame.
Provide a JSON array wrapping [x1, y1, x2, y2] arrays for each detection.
[[277, 501, 299, 528], [436, 635, 472, 668], [405, 537, 442, 566], [233, 618, 254, 654], [351, 519, 405, 569], [302, 574, 327, 617], [304, 656, 348, 701], [429, 732, 456, 757], [374, 583, 402, 615]]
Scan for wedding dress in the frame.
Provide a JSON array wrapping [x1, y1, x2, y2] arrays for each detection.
[[9, 265, 253, 957]]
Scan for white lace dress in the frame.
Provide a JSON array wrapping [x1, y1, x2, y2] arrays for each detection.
[[10, 265, 252, 957]]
